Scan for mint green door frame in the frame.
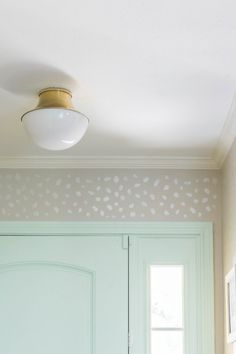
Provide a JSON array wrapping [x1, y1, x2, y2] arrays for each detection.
[[0, 221, 212, 237], [0, 221, 214, 354]]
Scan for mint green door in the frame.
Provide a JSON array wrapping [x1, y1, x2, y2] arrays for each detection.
[[0, 235, 128, 354]]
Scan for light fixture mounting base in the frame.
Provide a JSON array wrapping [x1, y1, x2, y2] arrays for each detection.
[[37, 87, 73, 109]]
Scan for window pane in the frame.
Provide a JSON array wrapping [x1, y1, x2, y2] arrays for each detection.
[[150, 266, 183, 328], [151, 330, 183, 354]]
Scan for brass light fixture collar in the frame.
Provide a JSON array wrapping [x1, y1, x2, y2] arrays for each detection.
[[37, 87, 73, 109]]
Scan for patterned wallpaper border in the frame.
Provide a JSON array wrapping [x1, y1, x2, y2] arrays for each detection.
[[0, 170, 220, 221]]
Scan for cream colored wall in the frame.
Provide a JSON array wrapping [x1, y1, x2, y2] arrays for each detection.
[[223, 139, 236, 354], [0, 169, 223, 354]]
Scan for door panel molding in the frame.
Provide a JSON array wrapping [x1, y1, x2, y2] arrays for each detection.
[[0, 261, 95, 276], [0, 260, 96, 354]]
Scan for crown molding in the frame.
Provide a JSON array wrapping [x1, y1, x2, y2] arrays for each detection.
[[0, 155, 219, 169], [214, 94, 236, 168]]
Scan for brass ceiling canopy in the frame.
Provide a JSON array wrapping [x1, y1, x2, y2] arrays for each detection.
[[37, 88, 73, 109]]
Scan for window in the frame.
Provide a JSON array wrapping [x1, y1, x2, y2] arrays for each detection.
[[150, 266, 184, 354]]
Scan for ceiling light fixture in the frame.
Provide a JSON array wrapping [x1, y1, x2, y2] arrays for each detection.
[[21, 87, 89, 150]]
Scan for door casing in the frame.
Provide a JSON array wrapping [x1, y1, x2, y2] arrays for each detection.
[[0, 221, 214, 354]]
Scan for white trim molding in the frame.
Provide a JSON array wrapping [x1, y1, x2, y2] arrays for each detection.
[[0, 155, 219, 170], [214, 94, 236, 168]]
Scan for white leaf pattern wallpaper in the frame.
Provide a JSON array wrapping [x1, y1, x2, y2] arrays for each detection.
[[0, 170, 220, 221]]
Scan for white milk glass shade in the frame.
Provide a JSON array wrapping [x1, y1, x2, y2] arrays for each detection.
[[22, 108, 89, 151]]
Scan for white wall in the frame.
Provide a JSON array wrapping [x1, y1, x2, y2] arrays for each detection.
[[0, 168, 223, 353]]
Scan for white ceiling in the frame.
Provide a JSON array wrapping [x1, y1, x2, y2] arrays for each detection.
[[0, 0, 236, 169]]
